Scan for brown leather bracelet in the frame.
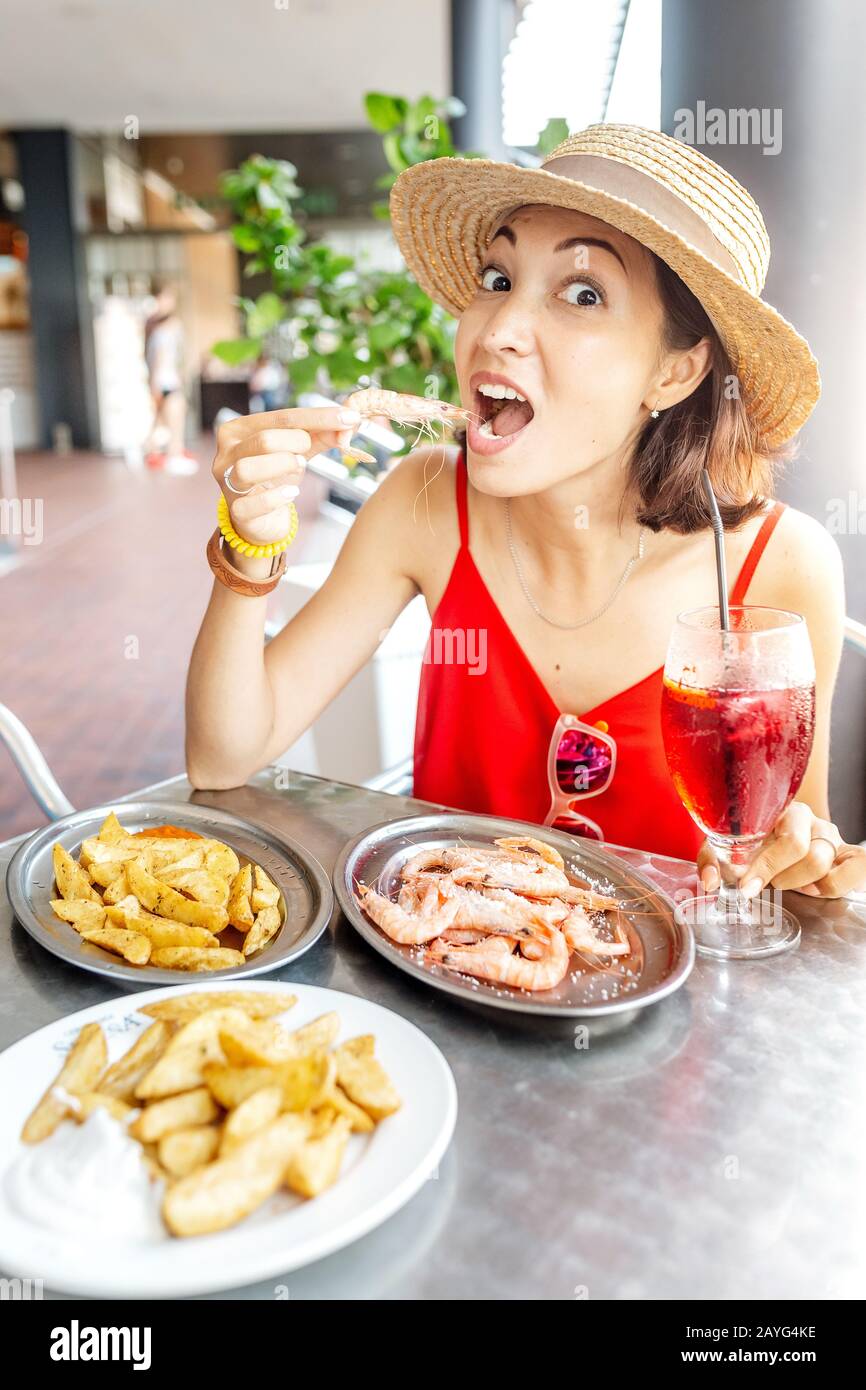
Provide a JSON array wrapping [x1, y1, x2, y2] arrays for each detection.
[[206, 528, 288, 597]]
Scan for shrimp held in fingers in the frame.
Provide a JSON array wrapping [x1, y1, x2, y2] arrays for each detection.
[[342, 388, 471, 428]]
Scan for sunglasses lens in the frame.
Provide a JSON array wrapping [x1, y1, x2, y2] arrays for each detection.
[[551, 814, 604, 842], [554, 728, 613, 795]]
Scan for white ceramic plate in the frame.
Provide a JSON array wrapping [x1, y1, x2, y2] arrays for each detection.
[[0, 982, 457, 1298]]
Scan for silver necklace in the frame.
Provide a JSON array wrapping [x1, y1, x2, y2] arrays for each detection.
[[505, 498, 648, 631]]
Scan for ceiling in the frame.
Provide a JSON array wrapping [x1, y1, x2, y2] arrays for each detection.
[[0, 0, 450, 132]]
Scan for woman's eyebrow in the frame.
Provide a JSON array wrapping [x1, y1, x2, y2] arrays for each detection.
[[488, 225, 627, 273]]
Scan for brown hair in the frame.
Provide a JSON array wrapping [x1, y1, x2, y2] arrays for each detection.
[[453, 252, 796, 534]]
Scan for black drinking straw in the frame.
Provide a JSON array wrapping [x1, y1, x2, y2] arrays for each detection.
[[701, 468, 740, 838], [701, 468, 730, 630]]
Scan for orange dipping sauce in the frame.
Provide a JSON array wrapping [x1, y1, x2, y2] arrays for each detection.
[[134, 825, 203, 840]]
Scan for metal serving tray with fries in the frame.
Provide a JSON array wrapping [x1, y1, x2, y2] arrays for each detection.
[[335, 812, 694, 1029], [6, 800, 333, 986]]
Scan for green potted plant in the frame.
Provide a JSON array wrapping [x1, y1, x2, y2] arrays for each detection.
[[212, 94, 486, 461]]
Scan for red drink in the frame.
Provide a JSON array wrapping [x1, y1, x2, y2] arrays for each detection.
[[661, 678, 816, 838]]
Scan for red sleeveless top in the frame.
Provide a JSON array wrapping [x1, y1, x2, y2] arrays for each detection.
[[413, 454, 786, 861]]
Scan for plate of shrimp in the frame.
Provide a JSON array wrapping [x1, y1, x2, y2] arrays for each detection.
[[334, 814, 694, 1024]]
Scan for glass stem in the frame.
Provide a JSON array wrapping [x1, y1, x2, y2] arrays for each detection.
[[706, 834, 762, 929]]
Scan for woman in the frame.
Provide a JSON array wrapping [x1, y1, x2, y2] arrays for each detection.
[[186, 124, 865, 900]]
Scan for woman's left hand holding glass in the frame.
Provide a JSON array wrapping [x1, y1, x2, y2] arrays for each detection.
[[697, 800, 866, 901]]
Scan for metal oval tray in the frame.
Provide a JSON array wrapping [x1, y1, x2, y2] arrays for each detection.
[[6, 800, 333, 986], [334, 813, 694, 1024]]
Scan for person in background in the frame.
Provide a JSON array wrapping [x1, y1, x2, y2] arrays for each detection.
[[249, 354, 288, 414], [144, 281, 197, 476]]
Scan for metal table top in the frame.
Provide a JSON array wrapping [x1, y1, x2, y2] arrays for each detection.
[[2, 769, 864, 1301]]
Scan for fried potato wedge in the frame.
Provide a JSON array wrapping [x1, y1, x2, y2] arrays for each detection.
[[97, 811, 126, 844], [127, 859, 229, 932], [80, 837, 144, 868], [286, 1012, 341, 1056], [158, 1124, 221, 1178], [217, 1012, 340, 1067], [74, 1091, 135, 1125], [131, 1086, 220, 1143], [157, 866, 229, 908], [326, 1083, 375, 1134], [203, 841, 240, 881], [49, 898, 106, 933], [105, 905, 220, 950], [250, 865, 280, 912], [80, 925, 151, 965], [339, 1034, 376, 1059], [162, 1113, 311, 1237], [220, 1085, 283, 1155], [220, 1009, 332, 1062], [334, 1044, 401, 1121], [21, 1022, 107, 1143], [102, 867, 133, 905], [285, 1114, 352, 1199], [53, 844, 101, 903], [138, 991, 297, 1024], [227, 864, 255, 932], [134, 1007, 251, 1099], [86, 859, 128, 888], [242, 905, 281, 958], [133, 1049, 207, 1099], [99, 1020, 171, 1101], [153, 848, 205, 875], [149, 946, 244, 973], [204, 1051, 335, 1113]]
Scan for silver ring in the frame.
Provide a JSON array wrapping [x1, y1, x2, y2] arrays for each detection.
[[810, 834, 839, 859], [223, 464, 252, 495]]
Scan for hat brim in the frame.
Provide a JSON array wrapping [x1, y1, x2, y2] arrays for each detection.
[[390, 157, 820, 447]]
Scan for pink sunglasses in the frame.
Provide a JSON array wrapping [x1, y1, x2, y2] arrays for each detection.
[[543, 714, 617, 842]]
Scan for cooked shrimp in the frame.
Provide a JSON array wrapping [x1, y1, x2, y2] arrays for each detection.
[[558, 883, 622, 912], [434, 931, 517, 954], [493, 836, 565, 870], [401, 847, 462, 877], [480, 886, 570, 926], [342, 388, 472, 427], [560, 905, 630, 956], [436, 880, 548, 941], [355, 884, 458, 944], [427, 925, 570, 992], [450, 858, 570, 898]]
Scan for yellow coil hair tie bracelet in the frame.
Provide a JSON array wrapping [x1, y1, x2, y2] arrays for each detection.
[[217, 493, 299, 558]]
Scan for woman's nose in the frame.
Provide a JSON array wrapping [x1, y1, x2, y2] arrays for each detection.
[[478, 293, 538, 354]]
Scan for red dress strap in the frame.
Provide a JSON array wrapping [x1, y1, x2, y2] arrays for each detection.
[[730, 500, 786, 604], [455, 451, 470, 549]]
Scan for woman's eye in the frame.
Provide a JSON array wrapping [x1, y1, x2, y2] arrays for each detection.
[[480, 266, 510, 292], [561, 280, 603, 307]]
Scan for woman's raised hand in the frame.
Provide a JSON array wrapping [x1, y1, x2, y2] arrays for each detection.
[[212, 405, 361, 546]]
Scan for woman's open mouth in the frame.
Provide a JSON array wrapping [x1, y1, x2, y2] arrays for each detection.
[[468, 381, 536, 456]]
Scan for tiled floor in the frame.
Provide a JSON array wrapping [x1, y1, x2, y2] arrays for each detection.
[[0, 444, 345, 842], [0, 448, 218, 838]]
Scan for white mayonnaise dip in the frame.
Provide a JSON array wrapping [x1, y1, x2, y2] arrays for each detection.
[[6, 1105, 164, 1242]]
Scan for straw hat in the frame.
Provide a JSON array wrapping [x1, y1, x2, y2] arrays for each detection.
[[389, 123, 820, 447]]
